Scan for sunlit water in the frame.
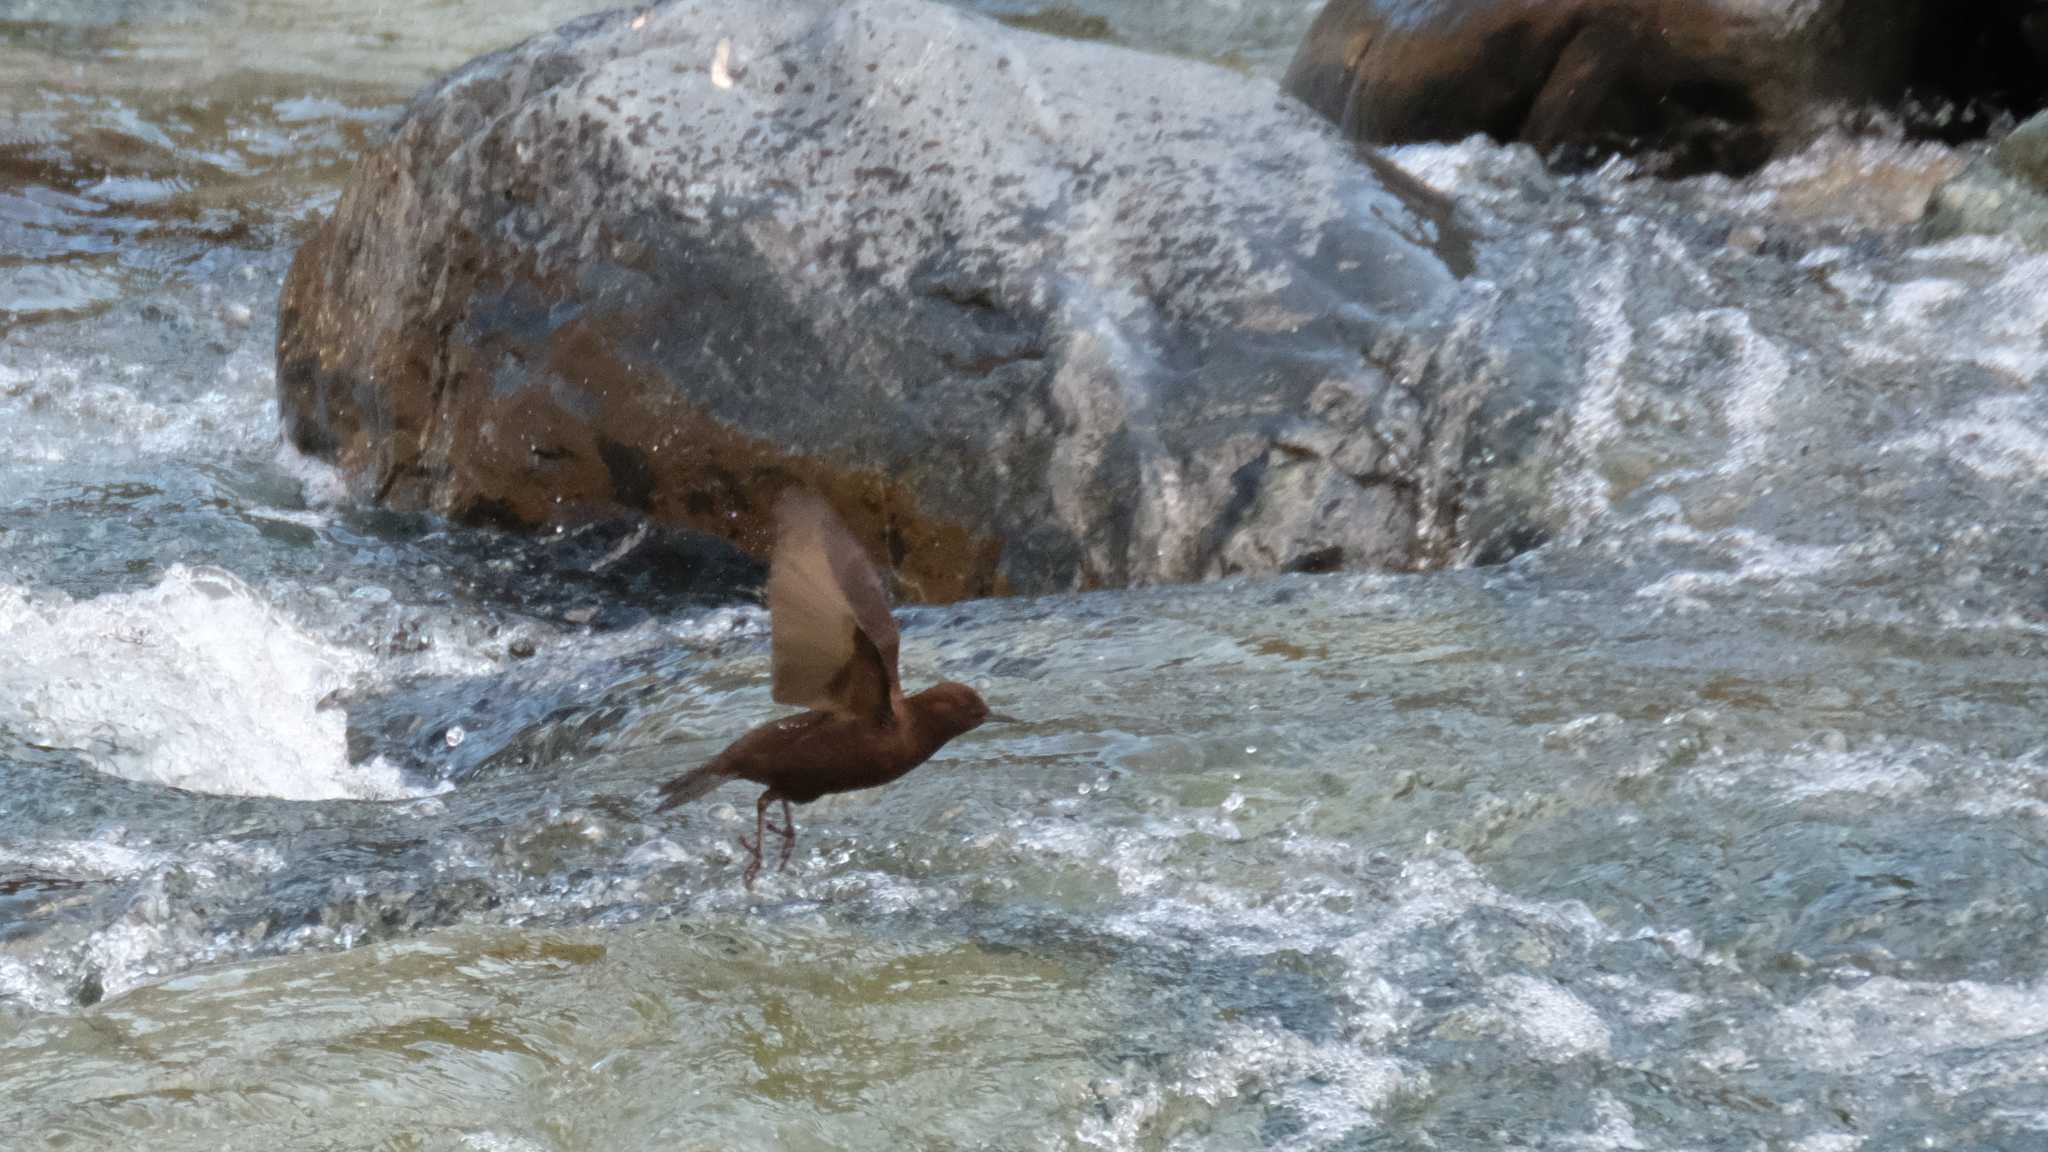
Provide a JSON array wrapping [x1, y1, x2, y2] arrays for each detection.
[[4, 1, 2048, 1149]]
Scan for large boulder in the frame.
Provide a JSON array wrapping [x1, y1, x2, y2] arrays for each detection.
[[277, 0, 1502, 601], [1283, 0, 2048, 176]]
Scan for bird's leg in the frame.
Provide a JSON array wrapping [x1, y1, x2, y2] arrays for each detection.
[[737, 790, 775, 889], [775, 797, 797, 872]]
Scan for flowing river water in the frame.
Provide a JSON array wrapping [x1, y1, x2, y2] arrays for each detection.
[[4, 1, 2048, 1148]]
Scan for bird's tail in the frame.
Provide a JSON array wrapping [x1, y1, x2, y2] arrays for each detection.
[[653, 762, 728, 813]]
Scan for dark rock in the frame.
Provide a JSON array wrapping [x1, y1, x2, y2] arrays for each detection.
[[1283, 0, 2048, 176], [277, 0, 1508, 601], [0, 873, 85, 898]]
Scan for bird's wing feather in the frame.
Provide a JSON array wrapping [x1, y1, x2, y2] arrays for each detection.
[[767, 489, 900, 726]]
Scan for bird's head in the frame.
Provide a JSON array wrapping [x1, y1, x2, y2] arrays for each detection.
[[911, 681, 995, 742]]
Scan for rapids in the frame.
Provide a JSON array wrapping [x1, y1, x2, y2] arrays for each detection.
[[3, 1, 2046, 1147]]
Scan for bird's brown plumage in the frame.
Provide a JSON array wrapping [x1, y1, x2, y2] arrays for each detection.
[[652, 488, 994, 886], [765, 488, 900, 728]]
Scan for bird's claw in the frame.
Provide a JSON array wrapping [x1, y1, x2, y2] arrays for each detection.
[[739, 796, 797, 887], [737, 833, 764, 887]]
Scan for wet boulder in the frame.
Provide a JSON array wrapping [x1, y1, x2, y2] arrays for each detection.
[[277, 0, 1487, 601], [1993, 108, 2048, 191], [1924, 111, 2048, 249], [1283, 0, 2048, 177]]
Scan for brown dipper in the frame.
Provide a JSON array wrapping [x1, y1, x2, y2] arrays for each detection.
[[654, 489, 995, 886]]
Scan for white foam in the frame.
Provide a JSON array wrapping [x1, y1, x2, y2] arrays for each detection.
[[1181, 1024, 1412, 1148], [1971, 256, 2048, 382], [0, 565, 420, 801], [1636, 523, 1846, 604], [1012, 808, 1184, 897], [1689, 741, 1926, 805], [1691, 739, 2048, 819], [1557, 244, 1640, 536], [1076, 1022, 1414, 1152], [1955, 748, 2048, 820], [0, 956, 68, 1015], [1591, 974, 1702, 1026], [1771, 976, 2048, 1076], [1885, 395, 2048, 484], [1854, 252, 2048, 382], [1877, 277, 1970, 333], [1382, 135, 1551, 203], [1646, 308, 1789, 474], [459, 1134, 556, 1152], [668, 603, 769, 645], [273, 442, 352, 509], [1905, 233, 2026, 265], [1487, 973, 1613, 1063], [0, 838, 161, 881], [1010, 806, 1634, 1132], [77, 903, 183, 1004], [0, 345, 276, 472]]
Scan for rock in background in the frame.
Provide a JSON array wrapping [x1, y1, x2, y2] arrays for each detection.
[[1925, 111, 2048, 249], [1283, 0, 2048, 176], [278, 0, 1533, 601]]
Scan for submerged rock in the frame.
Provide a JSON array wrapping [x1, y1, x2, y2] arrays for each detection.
[[277, 0, 1501, 601], [1282, 0, 2048, 176]]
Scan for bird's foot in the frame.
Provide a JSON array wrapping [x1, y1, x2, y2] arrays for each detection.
[[772, 797, 797, 873], [736, 833, 764, 888]]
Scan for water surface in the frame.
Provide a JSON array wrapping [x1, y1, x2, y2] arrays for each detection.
[[4, 1, 2048, 1149]]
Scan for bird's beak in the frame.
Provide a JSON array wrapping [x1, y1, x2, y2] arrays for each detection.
[[984, 712, 1023, 725]]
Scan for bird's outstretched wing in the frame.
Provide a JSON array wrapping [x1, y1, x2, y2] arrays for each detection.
[[766, 488, 901, 726]]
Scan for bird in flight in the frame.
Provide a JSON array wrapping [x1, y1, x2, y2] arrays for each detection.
[[654, 488, 997, 887]]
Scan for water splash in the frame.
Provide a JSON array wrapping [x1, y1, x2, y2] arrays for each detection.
[[0, 565, 417, 800]]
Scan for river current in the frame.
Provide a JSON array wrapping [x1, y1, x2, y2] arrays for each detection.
[[3, 1, 2047, 1148]]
